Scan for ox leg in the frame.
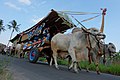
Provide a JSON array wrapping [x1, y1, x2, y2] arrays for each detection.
[[86, 54, 92, 72], [17, 51, 20, 58], [67, 56, 82, 71], [68, 47, 78, 73], [54, 55, 59, 69], [11, 49, 13, 56], [22, 51, 25, 58], [10, 50, 12, 56], [50, 57, 53, 66], [95, 55, 100, 74], [52, 52, 59, 69], [66, 55, 72, 69], [77, 62, 81, 71], [73, 61, 78, 73], [16, 50, 18, 58], [69, 62, 78, 73], [20, 50, 23, 58], [68, 57, 71, 69], [18, 51, 20, 58], [86, 61, 90, 72], [68, 61, 73, 70], [15, 50, 17, 57]]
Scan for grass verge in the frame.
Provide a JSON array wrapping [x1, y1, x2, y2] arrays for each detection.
[[0, 59, 13, 80], [57, 59, 120, 76]]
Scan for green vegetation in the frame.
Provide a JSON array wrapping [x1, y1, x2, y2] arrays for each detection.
[[0, 19, 20, 35], [99, 64, 120, 75], [79, 61, 120, 75], [0, 19, 6, 34], [7, 20, 21, 46], [113, 52, 120, 64], [0, 59, 12, 80], [58, 59, 120, 75]]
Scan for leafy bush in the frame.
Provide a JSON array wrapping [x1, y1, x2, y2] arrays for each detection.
[[112, 52, 120, 64]]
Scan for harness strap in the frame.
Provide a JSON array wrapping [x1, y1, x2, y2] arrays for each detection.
[[97, 41, 102, 55], [85, 33, 92, 64], [94, 36, 103, 56], [103, 41, 106, 64]]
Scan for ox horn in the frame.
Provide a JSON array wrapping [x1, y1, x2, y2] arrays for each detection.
[[100, 8, 107, 33]]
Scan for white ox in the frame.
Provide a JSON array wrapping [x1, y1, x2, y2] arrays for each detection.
[[10, 43, 16, 56], [50, 27, 106, 73], [14, 43, 24, 58]]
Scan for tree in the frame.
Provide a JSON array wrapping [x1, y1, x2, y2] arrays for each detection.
[[7, 20, 20, 46], [0, 19, 5, 34]]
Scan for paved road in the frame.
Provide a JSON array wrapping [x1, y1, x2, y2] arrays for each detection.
[[0, 54, 120, 80]]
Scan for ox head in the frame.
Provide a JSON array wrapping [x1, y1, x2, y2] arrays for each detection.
[[81, 27, 106, 40], [107, 43, 116, 57], [102, 43, 116, 64]]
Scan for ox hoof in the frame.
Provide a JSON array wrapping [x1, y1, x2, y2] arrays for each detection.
[[49, 64, 52, 66], [97, 71, 100, 75], [68, 67, 72, 71], [55, 67, 59, 70], [56, 68, 59, 70], [74, 70, 79, 73], [86, 70, 89, 72], [78, 67, 81, 71]]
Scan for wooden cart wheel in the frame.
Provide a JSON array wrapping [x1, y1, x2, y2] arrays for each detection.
[[29, 47, 39, 63]]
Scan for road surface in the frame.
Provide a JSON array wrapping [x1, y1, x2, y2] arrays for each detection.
[[0, 54, 120, 80]]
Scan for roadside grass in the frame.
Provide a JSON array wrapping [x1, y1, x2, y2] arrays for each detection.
[[0, 59, 13, 80], [57, 59, 120, 76], [79, 61, 120, 75], [99, 64, 120, 75]]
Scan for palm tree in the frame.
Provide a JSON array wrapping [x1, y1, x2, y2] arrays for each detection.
[[0, 19, 5, 34], [7, 20, 21, 46]]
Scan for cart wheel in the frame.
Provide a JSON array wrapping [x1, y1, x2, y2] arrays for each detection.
[[29, 47, 39, 63]]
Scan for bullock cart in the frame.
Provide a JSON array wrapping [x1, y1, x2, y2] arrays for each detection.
[[10, 8, 107, 68], [10, 9, 75, 64]]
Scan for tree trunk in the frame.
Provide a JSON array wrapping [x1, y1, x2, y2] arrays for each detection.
[[7, 29, 14, 47]]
